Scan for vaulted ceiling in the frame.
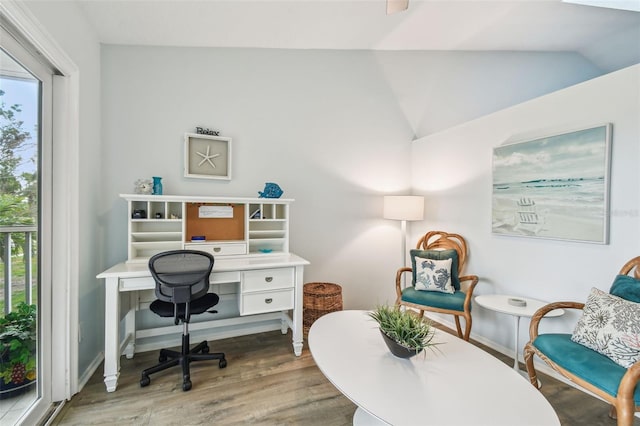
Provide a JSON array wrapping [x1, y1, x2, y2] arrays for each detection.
[[75, 0, 640, 73]]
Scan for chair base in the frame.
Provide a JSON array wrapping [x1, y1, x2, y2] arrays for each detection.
[[140, 333, 226, 391]]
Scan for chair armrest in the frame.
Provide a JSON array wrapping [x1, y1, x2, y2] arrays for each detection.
[[459, 274, 479, 311], [528, 301, 585, 340], [395, 267, 413, 301], [459, 274, 479, 290]]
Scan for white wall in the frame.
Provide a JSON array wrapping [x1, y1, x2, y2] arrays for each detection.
[[101, 46, 608, 313], [100, 46, 415, 310], [411, 65, 640, 354], [22, 0, 103, 379], [372, 50, 602, 138]]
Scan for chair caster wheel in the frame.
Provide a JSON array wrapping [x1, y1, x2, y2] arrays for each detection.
[[140, 376, 150, 387], [219, 358, 227, 368], [182, 380, 192, 391]]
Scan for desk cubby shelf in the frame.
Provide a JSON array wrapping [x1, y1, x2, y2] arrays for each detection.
[[122, 194, 292, 263]]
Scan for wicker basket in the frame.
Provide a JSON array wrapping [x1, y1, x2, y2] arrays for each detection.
[[303, 282, 343, 335]]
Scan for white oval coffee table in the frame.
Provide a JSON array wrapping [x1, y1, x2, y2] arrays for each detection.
[[309, 310, 560, 426]]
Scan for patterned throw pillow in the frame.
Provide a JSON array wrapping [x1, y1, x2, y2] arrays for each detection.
[[410, 249, 460, 290], [571, 287, 640, 368], [413, 256, 454, 294]]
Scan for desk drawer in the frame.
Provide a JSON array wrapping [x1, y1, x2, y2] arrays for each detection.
[[120, 271, 238, 290], [184, 242, 247, 256], [210, 271, 240, 284], [240, 289, 294, 315], [120, 276, 154, 291], [242, 268, 294, 292]]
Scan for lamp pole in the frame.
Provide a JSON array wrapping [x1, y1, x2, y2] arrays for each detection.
[[400, 219, 408, 268]]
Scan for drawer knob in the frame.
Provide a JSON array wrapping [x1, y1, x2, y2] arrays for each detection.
[[265, 277, 273, 282], [213, 247, 222, 253], [265, 298, 273, 304]]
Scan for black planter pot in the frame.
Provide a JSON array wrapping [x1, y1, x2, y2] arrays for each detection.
[[0, 378, 36, 400], [379, 329, 423, 359]]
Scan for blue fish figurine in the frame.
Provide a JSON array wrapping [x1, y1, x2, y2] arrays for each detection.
[[258, 182, 283, 198]]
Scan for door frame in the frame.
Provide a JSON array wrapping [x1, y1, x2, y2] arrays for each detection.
[[0, 0, 80, 419]]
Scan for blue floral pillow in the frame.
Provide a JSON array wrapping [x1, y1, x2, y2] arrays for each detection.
[[571, 287, 640, 368], [413, 256, 454, 294]]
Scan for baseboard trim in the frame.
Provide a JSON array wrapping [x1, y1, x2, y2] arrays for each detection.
[[77, 351, 104, 393]]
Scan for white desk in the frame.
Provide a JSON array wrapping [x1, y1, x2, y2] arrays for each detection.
[[309, 310, 560, 426], [475, 294, 564, 376], [97, 253, 309, 392]]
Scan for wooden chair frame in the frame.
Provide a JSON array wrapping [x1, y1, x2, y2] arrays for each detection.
[[524, 256, 640, 426], [395, 231, 479, 341]]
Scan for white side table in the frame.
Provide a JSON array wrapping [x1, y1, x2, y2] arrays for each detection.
[[475, 294, 564, 377]]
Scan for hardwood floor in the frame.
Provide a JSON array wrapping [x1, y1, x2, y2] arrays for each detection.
[[52, 324, 626, 425]]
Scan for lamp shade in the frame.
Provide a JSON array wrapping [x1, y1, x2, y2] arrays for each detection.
[[383, 196, 424, 221]]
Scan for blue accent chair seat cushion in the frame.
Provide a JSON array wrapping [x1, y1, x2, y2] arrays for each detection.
[[533, 334, 640, 405], [401, 287, 467, 312]]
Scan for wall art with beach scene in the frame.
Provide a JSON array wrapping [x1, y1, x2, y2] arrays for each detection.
[[492, 124, 612, 243]]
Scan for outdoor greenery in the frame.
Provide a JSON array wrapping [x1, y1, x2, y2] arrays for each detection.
[[0, 302, 36, 386], [0, 89, 37, 261], [0, 87, 38, 313], [0, 255, 38, 309], [369, 305, 440, 353]]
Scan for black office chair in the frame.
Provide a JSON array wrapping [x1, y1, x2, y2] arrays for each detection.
[[140, 250, 227, 391]]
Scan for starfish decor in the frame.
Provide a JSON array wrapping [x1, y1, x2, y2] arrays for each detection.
[[196, 145, 221, 169]]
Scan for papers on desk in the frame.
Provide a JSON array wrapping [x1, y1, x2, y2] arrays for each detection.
[[199, 205, 233, 218]]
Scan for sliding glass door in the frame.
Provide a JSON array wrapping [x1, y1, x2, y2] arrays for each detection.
[[0, 23, 53, 425]]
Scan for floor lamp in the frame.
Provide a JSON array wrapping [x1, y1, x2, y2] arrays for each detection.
[[383, 195, 425, 271]]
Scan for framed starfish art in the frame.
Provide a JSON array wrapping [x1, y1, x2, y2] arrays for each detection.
[[184, 133, 232, 180]]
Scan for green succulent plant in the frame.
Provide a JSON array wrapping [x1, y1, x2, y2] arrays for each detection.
[[369, 305, 440, 354]]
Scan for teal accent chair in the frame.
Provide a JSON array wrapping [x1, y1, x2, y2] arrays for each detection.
[[394, 231, 479, 341], [524, 256, 640, 426]]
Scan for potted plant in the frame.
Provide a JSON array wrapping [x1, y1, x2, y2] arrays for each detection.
[[0, 302, 36, 398], [369, 305, 440, 358]]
